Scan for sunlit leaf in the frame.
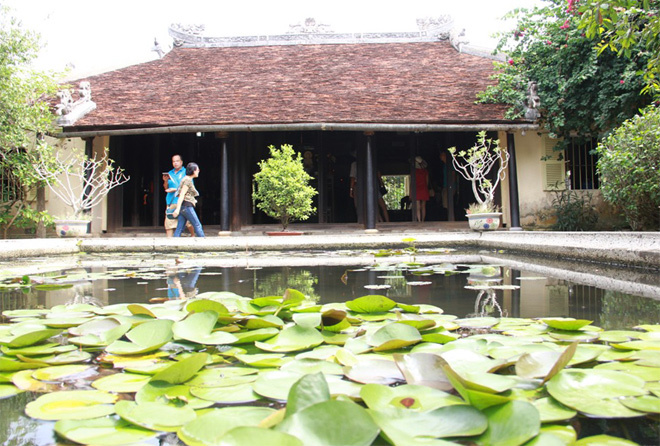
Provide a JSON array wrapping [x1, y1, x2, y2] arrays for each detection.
[[25, 390, 117, 420]]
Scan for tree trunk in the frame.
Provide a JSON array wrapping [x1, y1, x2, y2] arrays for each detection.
[[36, 185, 46, 238]]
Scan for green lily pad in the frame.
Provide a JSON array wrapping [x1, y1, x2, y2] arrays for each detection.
[[532, 397, 577, 422], [393, 353, 453, 391], [92, 372, 151, 393], [1, 343, 75, 357], [280, 358, 344, 376], [186, 298, 229, 314], [186, 366, 258, 388], [454, 317, 499, 329], [105, 319, 173, 355], [25, 390, 118, 420], [367, 323, 422, 351], [344, 358, 405, 385], [6, 328, 62, 348], [211, 426, 303, 446], [595, 360, 660, 381], [574, 434, 639, 445], [234, 327, 280, 344], [475, 401, 540, 446], [611, 340, 660, 351], [178, 406, 276, 446], [0, 384, 23, 399], [345, 295, 397, 313], [547, 369, 647, 418], [41, 349, 93, 365], [0, 356, 48, 372], [54, 417, 156, 445], [360, 383, 464, 411], [235, 353, 287, 368], [149, 352, 208, 384], [31, 365, 93, 382], [620, 395, 660, 413], [173, 310, 238, 345], [11, 369, 59, 392], [191, 382, 261, 404], [541, 318, 592, 331], [115, 400, 197, 431], [276, 400, 380, 446], [253, 370, 305, 401], [254, 325, 323, 353], [135, 381, 214, 409]]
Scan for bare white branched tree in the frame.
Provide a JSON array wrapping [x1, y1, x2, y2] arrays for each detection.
[[33, 148, 130, 219], [448, 131, 509, 213]]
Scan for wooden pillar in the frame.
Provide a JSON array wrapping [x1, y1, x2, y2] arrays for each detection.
[[364, 132, 377, 232], [217, 132, 231, 234], [506, 132, 522, 230]]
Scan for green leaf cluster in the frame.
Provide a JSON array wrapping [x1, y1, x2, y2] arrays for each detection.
[[478, 0, 653, 142], [253, 144, 317, 230], [596, 104, 660, 230]]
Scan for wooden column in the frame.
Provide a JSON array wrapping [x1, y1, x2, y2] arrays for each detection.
[[217, 132, 231, 234], [364, 132, 377, 232], [506, 132, 522, 230]]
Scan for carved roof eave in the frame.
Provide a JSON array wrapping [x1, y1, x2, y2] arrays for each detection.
[[56, 101, 97, 127]]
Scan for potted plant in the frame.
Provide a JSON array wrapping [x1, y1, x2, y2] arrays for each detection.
[[253, 144, 317, 234], [34, 147, 130, 237], [448, 131, 509, 230]]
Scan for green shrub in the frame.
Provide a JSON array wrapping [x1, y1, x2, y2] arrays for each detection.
[[596, 105, 660, 230], [551, 188, 598, 231], [253, 144, 317, 230]]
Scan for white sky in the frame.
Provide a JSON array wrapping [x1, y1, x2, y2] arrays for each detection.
[[3, 0, 542, 79]]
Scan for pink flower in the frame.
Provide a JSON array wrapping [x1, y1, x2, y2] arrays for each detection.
[[508, 58, 515, 65], [620, 80, 625, 84], [560, 19, 570, 29]]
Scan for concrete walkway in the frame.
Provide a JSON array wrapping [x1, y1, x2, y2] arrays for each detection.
[[1, 230, 659, 270]]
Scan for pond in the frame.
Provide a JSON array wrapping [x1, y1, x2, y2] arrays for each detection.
[[1, 248, 659, 445]]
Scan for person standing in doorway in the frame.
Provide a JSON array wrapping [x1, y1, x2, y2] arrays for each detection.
[[172, 162, 205, 237], [414, 156, 430, 222], [163, 154, 194, 237]]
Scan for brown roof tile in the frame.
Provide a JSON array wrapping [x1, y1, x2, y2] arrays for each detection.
[[68, 41, 511, 129]]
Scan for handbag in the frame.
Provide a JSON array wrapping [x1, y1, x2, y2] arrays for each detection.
[[166, 205, 177, 220]]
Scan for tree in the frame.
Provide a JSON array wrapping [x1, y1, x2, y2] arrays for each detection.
[[478, 0, 652, 142], [0, 6, 61, 238], [253, 144, 317, 231], [578, 0, 660, 94], [596, 104, 660, 230]]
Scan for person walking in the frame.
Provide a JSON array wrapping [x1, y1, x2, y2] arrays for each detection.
[[163, 154, 195, 237], [414, 156, 430, 222], [172, 162, 205, 237]]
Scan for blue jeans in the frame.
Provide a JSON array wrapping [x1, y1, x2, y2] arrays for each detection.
[[174, 206, 205, 237]]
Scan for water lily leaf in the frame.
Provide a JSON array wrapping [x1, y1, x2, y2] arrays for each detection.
[[276, 400, 380, 446], [54, 417, 156, 445], [252, 370, 304, 401], [421, 331, 459, 344], [105, 319, 173, 355], [547, 369, 647, 418], [393, 353, 453, 391], [135, 381, 214, 409], [532, 397, 577, 422], [320, 309, 351, 332], [636, 324, 660, 332], [541, 318, 593, 331], [69, 323, 132, 347], [367, 323, 422, 351], [524, 433, 566, 446], [286, 372, 330, 417], [127, 304, 156, 318], [280, 358, 344, 376], [233, 327, 279, 344], [475, 400, 540, 446], [178, 406, 276, 445], [25, 389, 118, 420], [43, 349, 93, 365], [574, 434, 639, 445], [344, 358, 405, 385], [33, 283, 73, 291], [461, 371, 517, 394], [173, 311, 238, 345], [239, 315, 284, 330], [598, 330, 641, 343], [115, 400, 197, 431], [149, 352, 208, 384], [92, 372, 151, 393], [5, 328, 62, 348], [547, 330, 600, 342], [611, 340, 660, 351], [360, 383, 463, 411], [292, 313, 322, 328], [440, 348, 503, 376], [595, 360, 660, 381], [619, 395, 660, 413], [0, 355, 48, 372], [11, 369, 59, 392], [235, 353, 287, 368], [369, 405, 486, 442], [345, 295, 397, 313], [186, 366, 258, 388], [1, 343, 74, 357], [539, 424, 577, 444], [282, 288, 307, 308], [31, 365, 93, 382], [212, 426, 303, 446], [0, 383, 23, 399], [191, 382, 261, 404], [453, 317, 499, 329], [254, 325, 323, 353], [186, 298, 229, 314]]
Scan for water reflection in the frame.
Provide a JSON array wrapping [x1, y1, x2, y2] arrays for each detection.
[[1, 256, 659, 330]]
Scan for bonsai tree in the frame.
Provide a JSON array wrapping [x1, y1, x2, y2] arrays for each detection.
[[33, 147, 130, 220], [448, 131, 509, 214], [253, 144, 317, 230]]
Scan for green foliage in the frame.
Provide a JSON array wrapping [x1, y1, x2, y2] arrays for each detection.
[[253, 144, 317, 230], [550, 187, 598, 231], [448, 131, 508, 209], [578, 0, 660, 94], [478, 0, 652, 142], [0, 6, 62, 237], [596, 104, 660, 230]]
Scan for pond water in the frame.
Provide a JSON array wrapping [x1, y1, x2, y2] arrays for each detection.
[[1, 249, 660, 445]]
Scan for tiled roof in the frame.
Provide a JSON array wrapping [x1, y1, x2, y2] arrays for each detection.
[[67, 41, 513, 130]]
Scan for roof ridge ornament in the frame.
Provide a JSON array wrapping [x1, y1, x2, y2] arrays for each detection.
[[55, 81, 97, 127]]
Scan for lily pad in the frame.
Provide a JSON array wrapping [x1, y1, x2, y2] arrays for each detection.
[[191, 382, 261, 404], [25, 389, 118, 420], [367, 322, 422, 351], [574, 434, 639, 445], [149, 352, 208, 384], [211, 426, 303, 446], [475, 400, 540, 446], [54, 417, 156, 445], [135, 381, 214, 409], [105, 319, 173, 355], [115, 399, 197, 431], [92, 372, 151, 393], [254, 325, 323, 353], [0, 384, 23, 399], [360, 383, 463, 411], [173, 310, 238, 345], [345, 295, 397, 313], [532, 397, 577, 422], [6, 328, 62, 348], [31, 365, 93, 382], [178, 406, 276, 446], [547, 369, 647, 418], [541, 318, 592, 331]]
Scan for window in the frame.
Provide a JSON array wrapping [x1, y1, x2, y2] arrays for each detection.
[[381, 175, 409, 210], [566, 138, 599, 190]]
